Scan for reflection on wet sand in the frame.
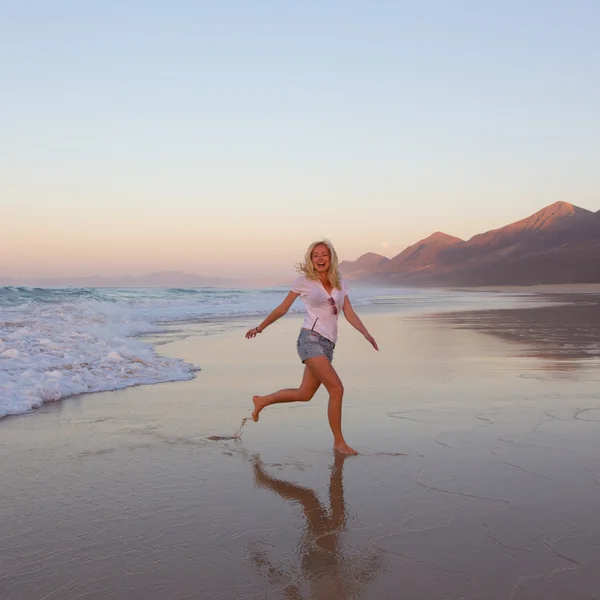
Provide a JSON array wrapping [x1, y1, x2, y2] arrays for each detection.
[[248, 453, 384, 600], [428, 294, 600, 368]]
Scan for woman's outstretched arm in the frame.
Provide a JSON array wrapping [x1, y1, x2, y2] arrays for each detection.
[[342, 296, 379, 350], [245, 291, 299, 338]]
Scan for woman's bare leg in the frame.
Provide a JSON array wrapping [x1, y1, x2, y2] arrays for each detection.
[[304, 356, 357, 455], [252, 366, 321, 421]]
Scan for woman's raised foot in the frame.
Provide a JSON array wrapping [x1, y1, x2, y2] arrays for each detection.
[[252, 395, 267, 422]]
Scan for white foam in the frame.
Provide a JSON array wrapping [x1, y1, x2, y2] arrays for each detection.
[[0, 286, 329, 417], [0, 298, 204, 417]]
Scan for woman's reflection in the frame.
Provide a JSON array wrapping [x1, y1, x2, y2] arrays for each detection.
[[248, 453, 383, 599]]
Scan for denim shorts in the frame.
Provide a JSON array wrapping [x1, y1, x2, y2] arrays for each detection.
[[297, 329, 335, 363]]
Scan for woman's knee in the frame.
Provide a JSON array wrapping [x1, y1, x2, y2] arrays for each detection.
[[296, 388, 315, 402], [326, 381, 344, 397]]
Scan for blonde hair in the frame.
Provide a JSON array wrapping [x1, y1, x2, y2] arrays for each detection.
[[296, 239, 342, 290]]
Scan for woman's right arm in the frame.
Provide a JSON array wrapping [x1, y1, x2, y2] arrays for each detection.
[[245, 291, 299, 339]]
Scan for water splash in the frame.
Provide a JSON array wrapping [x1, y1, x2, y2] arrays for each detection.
[[207, 417, 251, 441]]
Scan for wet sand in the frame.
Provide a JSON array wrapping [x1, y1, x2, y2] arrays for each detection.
[[2, 296, 600, 599]]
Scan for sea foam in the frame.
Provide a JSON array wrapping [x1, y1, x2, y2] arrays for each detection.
[[0, 286, 296, 417]]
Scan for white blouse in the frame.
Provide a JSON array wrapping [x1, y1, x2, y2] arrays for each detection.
[[291, 276, 350, 343]]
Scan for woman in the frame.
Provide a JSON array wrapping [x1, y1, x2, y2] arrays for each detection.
[[245, 240, 378, 455]]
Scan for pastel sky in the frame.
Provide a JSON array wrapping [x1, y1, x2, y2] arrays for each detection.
[[2, 1, 599, 279]]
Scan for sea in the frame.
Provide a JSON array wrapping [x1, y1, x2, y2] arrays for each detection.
[[0, 285, 537, 418]]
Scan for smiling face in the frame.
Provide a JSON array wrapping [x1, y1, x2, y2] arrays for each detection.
[[311, 244, 331, 274]]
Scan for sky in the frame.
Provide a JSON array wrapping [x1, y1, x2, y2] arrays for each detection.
[[2, 1, 600, 279]]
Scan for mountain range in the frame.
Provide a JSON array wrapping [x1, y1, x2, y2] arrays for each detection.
[[0, 271, 282, 288], [0, 271, 228, 288], [339, 202, 600, 286]]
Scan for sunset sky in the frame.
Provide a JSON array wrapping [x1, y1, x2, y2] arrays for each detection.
[[2, 1, 600, 279]]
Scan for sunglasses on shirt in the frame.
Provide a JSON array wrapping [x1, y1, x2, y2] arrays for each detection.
[[328, 297, 338, 315]]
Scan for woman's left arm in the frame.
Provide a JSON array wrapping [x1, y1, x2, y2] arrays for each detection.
[[342, 297, 379, 350]]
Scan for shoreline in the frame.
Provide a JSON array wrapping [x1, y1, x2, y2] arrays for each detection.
[[450, 282, 600, 293], [2, 286, 597, 425]]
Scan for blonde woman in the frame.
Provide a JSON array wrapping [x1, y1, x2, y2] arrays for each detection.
[[246, 240, 378, 455]]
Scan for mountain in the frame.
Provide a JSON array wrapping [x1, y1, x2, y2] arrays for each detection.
[[348, 202, 600, 286], [341, 233, 462, 281], [339, 252, 390, 279], [426, 201, 600, 286], [440, 201, 593, 263], [126, 271, 230, 287], [0, 271, 234, 288], [380, 232, 463, 276]]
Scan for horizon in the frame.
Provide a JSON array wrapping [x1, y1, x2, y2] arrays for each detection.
[[2, 198, 600, 284], [3, 2, 600, 279], [3, 199, 599, 286]]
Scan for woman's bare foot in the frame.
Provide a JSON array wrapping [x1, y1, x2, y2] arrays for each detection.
[[334, 440, 358, 455], [252, 395, 267, 422]]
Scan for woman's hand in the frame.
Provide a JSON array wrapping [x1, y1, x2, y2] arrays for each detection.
[[245, 327, 262, 339], [364, 333, 379, 351]]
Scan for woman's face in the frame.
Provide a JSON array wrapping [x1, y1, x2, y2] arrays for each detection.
[[311, 244, 331, 274]]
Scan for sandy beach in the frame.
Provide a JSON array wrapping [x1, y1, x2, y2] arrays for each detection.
[[3, 294, 600, 599]]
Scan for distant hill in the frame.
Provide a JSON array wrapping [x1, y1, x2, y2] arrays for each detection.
[[346, 202, 600, 286], [339, 252, 390, 279], [379, 232, 463, 277], [0, 271, 235, 288]]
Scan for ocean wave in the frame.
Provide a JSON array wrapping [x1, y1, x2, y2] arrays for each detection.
[[0, 286, 299, 417]]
